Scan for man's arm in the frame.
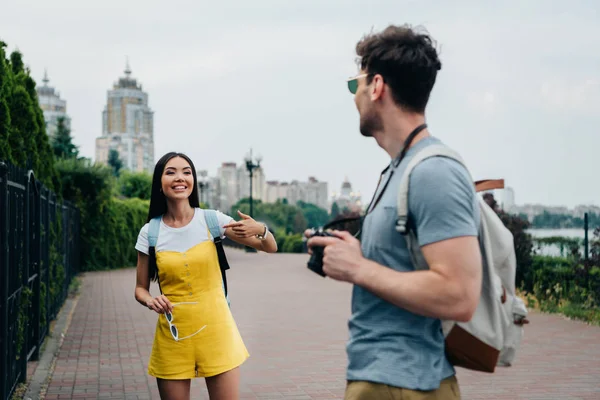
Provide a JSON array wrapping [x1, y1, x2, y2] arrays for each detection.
[[356, 157, 482, 321], [311, 157, 483, 322], [352, 235, 481, 322]]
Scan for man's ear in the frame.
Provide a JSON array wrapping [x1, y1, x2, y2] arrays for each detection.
[[370, 74, 385, 101]]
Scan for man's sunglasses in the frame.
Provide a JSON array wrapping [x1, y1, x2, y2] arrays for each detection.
[[346, 73, 369, 94]]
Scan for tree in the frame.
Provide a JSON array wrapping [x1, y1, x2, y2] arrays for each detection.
[[9, 50, 24, 75], [52, 116, 78, 159], [0, 41, 12, 162], [296, 200, 329, 229], [7, 84, 35, 168], [118, 170, 152, 200], [330, 202, 340, 219], [108, 149, 123, 177], [484, 193, 534, 290], [22, 71, 56, 183], [0, 44, 57, 188], [293, 210, 308, 233]]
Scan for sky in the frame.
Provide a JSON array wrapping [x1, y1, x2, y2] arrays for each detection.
[[1, 0, 598, 209]]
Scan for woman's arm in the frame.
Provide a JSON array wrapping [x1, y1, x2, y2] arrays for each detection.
[[223, 211, 278, 253], [135, 251, 173, 313]]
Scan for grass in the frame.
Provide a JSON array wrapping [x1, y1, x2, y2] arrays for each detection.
[[68, 275, 82, 297], [518, 288, 600, 326]]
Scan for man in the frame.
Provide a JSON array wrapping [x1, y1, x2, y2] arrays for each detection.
[[307, 25, 482, 399]]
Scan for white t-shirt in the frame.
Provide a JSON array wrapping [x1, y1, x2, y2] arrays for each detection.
[[135, 208, 234, 255]]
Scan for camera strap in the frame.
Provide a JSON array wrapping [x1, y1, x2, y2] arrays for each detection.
[[320, 123, 427, 235], [364, 123, 428, 215]]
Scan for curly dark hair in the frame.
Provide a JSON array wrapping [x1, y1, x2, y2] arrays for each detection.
[[356, 24, 442, 113]]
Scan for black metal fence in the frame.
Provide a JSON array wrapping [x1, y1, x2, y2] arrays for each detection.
[[0, 161, 80, 400]]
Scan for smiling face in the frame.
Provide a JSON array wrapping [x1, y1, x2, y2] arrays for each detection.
[[161, 156, 195, 201]]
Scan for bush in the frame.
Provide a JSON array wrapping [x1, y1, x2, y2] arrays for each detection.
[[118, 170, 152, 200], [90, 197, 148, 269], [527, 255, 600, 320], [533, 236, 582, 258], [56, 158, 148, 269], [483, 193, 534, 291], [282, 233, 304, 253]]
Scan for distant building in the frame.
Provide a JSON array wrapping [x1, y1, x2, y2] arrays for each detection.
[[216, 162, 240, 213], [331, 177, 362, 212], [238, 164, 266, 204], [200, 154, 330, 213], [572, 205, 600, 218], [511, 202, 600, 221], [95, 60, 154, 173], [36, 70, 71, 137], [489, 186, 516, 212], [265, 177, 328, 210]]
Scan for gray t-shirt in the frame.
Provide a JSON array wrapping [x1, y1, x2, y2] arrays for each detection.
[[346, 136, 480, 390]]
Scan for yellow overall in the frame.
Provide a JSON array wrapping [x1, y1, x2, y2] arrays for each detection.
[[148, 235, 249, 379]]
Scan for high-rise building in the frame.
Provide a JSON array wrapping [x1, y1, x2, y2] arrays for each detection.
[[216, 162, 239, 213], [36, 70, 71, 137], [95, 60, 154, 173]]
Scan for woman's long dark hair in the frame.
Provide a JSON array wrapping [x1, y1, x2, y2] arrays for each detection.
[[147, 152, 201, 282]]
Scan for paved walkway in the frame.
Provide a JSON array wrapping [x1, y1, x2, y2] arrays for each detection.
[[42, 249, 600, 399]]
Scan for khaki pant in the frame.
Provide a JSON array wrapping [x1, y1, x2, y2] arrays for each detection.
[[344, 375, 460, 400]]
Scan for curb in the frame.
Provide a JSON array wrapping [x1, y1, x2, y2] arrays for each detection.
[[23, 287, 81, 400]]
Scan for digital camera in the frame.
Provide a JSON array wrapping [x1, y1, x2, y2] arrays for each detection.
[[306, 228, 336, 277]]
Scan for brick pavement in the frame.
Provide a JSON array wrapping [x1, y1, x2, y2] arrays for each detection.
[[43, 249, 600, 399]]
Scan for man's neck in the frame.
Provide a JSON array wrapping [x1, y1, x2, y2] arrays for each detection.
[[376, 112, 430, 159]]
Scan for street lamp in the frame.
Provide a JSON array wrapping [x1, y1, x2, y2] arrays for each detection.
[[244, 149, 262, 218], [198, 170, 209, 206], [244, 149, 262, 252]]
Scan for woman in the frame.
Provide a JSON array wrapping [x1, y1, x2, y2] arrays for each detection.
[[134, 152, 278, 400]]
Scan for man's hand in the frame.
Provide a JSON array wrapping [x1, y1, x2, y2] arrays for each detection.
[[307, 230, 365, 283]]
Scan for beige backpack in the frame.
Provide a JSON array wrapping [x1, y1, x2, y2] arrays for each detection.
[[396, 144, 529, 373]]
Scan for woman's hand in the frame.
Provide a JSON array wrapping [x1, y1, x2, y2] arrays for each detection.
[[145, 294, 173, 314], [223, 210, 266, 238]]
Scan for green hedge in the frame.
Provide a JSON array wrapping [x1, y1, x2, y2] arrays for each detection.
[[84, 197, 149, 270], [281, 233, 304, 253], [56, 158, 149, 270], [532, 236, 582, 257], [526, 255, 600, 323]]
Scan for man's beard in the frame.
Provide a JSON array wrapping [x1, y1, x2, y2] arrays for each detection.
[[359, 108, 383, 137]]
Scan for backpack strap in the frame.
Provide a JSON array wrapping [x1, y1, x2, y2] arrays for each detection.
[[147, 216, 163, 294], [148, 216, 161, 248], [395, 144, 471, 234], [204, 209, 231, 304], [475, 179, 504, 193]]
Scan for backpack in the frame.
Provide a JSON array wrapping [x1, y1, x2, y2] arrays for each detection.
[[147, 209, 232, 305], [395, 143, 529, 373]]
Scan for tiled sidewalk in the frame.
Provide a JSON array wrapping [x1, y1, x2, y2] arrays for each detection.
[[42, 250, 600, 399]]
